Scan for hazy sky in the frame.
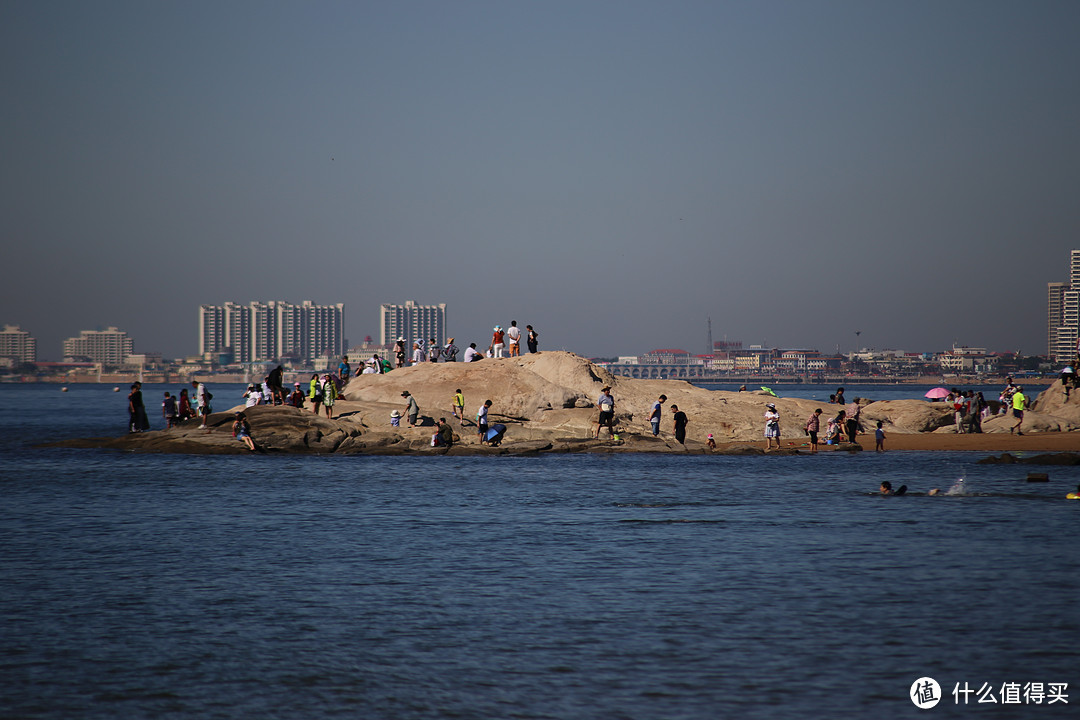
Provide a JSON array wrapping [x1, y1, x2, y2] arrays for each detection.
[[3, 0, 1079, 361]]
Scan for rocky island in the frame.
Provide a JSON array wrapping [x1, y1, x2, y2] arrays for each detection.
[[52, 352, 1080, 456]]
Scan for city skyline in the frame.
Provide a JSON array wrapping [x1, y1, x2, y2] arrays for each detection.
[[4, 2, 1079, 361]]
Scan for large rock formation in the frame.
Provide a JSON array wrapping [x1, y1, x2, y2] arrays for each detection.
[[49, 353, 1077, 455]]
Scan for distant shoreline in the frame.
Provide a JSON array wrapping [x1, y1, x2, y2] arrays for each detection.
[[0, 374, 1054, 387]]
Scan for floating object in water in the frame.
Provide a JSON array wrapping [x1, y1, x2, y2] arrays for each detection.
[[1026, 472, 1049, 483], [113, 387, 120, 392], [61, 387, 68, 392]]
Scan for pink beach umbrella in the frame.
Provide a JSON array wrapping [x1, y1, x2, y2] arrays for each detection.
[[924, 387, 950, 399]]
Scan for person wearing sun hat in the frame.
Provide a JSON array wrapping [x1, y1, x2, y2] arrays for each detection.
[[490, 326, 505, 358], [288, 382, 305, 408], [764, 402, 781, 451]]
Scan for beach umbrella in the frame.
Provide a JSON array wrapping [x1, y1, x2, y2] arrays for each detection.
[[760, 386, 778, 397], [924, 387, 949, 399]]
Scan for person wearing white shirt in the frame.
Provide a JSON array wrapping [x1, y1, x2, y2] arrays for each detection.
[[507, 321, 521, 357]]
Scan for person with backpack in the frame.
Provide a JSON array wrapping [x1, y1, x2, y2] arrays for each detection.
[[443, 338, 459, 362]]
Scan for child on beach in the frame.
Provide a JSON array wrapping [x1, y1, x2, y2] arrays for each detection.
[[875, 420, 886, 452], [390, 410, 401, 428]]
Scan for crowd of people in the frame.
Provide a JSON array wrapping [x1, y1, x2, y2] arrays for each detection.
[[128, 380, 212, 434], [131, 348, 1067, 454], [364, 321, 540, 372]]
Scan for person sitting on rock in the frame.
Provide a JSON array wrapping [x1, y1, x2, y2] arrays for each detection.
[[232, 412, 255, 451]]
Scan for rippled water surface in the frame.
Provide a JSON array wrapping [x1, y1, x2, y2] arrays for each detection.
[[2, 385, 1078, 718]]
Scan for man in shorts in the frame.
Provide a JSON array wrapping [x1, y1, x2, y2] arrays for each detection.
[[402, 390, 420, 428], [595, 386, 615, 439], [507, 321, 521, 357], [1011, 386, 1027, 435]]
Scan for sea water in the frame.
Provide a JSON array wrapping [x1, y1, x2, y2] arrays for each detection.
[[2, 384, 1078, 719]]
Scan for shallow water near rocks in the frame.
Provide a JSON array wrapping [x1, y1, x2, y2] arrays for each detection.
[[2, 385, 1078, 718]]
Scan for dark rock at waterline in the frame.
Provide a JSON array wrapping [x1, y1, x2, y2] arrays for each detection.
[[978, 452, 1080, 466]]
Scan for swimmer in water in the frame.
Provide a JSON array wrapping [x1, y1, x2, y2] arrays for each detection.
[[879, 481, 907, 496]]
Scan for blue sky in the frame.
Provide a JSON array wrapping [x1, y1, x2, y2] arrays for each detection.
[[3, 0, 1078, 360]]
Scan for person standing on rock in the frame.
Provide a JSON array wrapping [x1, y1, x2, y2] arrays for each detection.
[[394, 338, 406, 368], [322, 374, 337, 419], [844, 398, 862, 445], [477, 399, 492, 442], [595, 386, 615, 439], [953, 392, 968, 434], [308, 373, 323, 416], [490, 326, 505, 358], [526, 325, 539, 354], [453, 389, 466, 426], [671, 404, 689, 445], [402, 390, 420, 428], [507, 321, 521, 357], [428, 338, 441, 363], [127, 382, 150, 433], [805, 408, 822, 452], [162, 392, 179, 429], [192, 380, 211, 429], [764, 402, 780, 450], [267, 365, 286, 405], [648, 394, 667, 436]]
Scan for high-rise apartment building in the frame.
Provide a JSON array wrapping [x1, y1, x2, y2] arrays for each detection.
[[199, 301, 345, 364], [0, 325, 37, 364], [380, 301, 447, 347], [1048, 250, 1080, 363], [62, 327, 134, 365]]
